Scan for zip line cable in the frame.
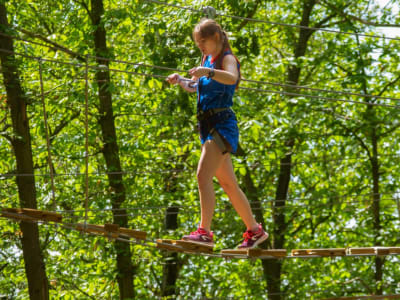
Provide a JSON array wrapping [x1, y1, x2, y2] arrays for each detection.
[[1, 30, 400, 104], [26, 191, 399, 215], [83, 55, 90, 229], [59, 200, 400, 222], [0, 47, 396, 110], [38, 58, 57, 211], [141, 0, 400, 42], [2, 151, 400, 179], [1, 46, 399, 113]]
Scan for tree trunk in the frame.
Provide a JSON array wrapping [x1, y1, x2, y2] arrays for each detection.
[[160, 162, 187, 297], [161, 205, 180, 297], [90, 0, 135, 298], [370, 115, 382, 295], [0, 3, 49, 299], [262, 1, 316, 298]]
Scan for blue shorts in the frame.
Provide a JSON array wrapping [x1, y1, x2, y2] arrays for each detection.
[[199, 110, 239, 154]]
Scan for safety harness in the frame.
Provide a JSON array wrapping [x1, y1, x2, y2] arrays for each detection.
[[197, 107, 232, 154]]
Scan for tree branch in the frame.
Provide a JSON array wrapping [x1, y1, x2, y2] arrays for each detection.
[[15, 27, 84, 61], [320, 0, 400, 28], [337, 121, 371, 160], [73, 0, 92, 21], [236, 0, 262, 31], [49, 110, 80, 143], [377, 72, 400, 98], [381, 122, 400, 138], [26, 3, 53, 35]]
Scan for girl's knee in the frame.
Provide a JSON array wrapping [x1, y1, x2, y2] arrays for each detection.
[[219, 180, 239, 194], [197, 169, 213, 189]]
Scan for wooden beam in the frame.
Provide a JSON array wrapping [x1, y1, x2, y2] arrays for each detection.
[[1, 208, 62, 222], [322, 294, 400, 300], [155, 239, 213, 254], [221, 248, 287, 258], [291, 248, 346, 257], [75, 223, 147, 241]]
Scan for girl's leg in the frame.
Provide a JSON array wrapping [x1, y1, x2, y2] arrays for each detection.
[[197, 140, 226, 232], [215, 154, 259, 231]]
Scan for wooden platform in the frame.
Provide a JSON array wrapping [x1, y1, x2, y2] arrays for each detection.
[[156, 239, 214, 254], [347, 247, 400, 256], [221, 248, 287, 258], [291, 248, 346, 257], [76, 223, 147, 240], [1, 208, 62, 223]]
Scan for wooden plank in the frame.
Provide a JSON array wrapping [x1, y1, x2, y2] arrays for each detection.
[[104, 223, 119, 232], [388, 247, 400, 254], [291, 248, 346, 257], [220, 248, 287, 258], [119, 227, 147, 240], [322, 294, 400, 300], [156, 239, 184, 253], [154, 239, 214, 254], [376, 247, 390, 256], [1, 210, 37, 222], [76, 223, 106, 235], [1, 208, 62, 222], [347, 247, 376, 255], [253, 249, 287, 258], [103, 223, 119, 240], [221, 249, 248, 256], [175, 240, 214, 253]]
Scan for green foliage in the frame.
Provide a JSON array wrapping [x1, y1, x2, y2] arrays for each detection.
[[1, 0, 400, 299]]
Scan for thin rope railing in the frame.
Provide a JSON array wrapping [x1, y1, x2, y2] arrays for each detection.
[[2, 150, 400, 179], [141, 0, 400, 42], [31, 191, 400, 215], [1, 213, 400, 262], [86, 55, 400, 104], [0, 48, 399, 110], [16, 33, 400, 104], [38, 58, 57, 210], [2, 20, 400, 105], [83, 55, 90, 228]]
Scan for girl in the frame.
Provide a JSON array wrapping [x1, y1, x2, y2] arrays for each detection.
[[167, 18, 268, 249]]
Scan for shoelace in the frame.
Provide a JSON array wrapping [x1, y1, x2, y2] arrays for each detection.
[[192, 228, 213, 238], [242, 230, 255, 242]]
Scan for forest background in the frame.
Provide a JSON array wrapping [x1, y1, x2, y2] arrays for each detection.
[[0, 0, 400, 299]]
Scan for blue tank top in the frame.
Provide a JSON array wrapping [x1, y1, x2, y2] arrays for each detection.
[[197, 51, 240, 112]]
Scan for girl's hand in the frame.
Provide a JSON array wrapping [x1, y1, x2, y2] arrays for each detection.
[[189, 67, 210, 78], [166, 73, 182, 84]]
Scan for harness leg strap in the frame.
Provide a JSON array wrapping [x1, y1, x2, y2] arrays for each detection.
[[210, 128, 228, 154]]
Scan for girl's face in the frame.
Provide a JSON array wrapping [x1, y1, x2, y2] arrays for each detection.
[[194, 33, 219, 56]]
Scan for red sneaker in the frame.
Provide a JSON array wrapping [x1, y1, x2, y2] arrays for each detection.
[[238, 224, 268, 249], [182, 227, 214, 246]]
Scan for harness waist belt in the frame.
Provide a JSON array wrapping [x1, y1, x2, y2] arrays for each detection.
[[197, 107, 233, 154], [197, 107, 231, 121]]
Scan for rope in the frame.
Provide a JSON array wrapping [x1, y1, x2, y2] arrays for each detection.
[[2, 151, 400, 179], [38, 58, 56, 210], [1, 213, 400, 262], [9, 27, 400, 104], [37, 191, 400, 215], [141, 0, 400, 42], [239, 86, 400, 109], [83, 55, 90, 228], [0, 48, 399, 110]]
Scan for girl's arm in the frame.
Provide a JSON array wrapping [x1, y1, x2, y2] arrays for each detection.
[[189, 55, 239, 85], [166, 73, 197, 93]]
